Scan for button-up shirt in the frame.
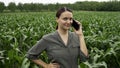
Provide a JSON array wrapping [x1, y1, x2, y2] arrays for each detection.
[[26, 31, 88, 68]]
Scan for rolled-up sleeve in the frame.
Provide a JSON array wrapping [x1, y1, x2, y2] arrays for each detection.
[[26, 38, 47, 60], [79, 50, 89, 62]]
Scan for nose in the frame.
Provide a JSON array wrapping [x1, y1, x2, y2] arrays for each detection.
[[66, 19, 72, 24]]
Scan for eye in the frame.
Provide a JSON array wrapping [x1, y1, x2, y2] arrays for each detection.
[[70, 18, 73, 21], [62, 17, 73, 21], [63, 17, 68, 21]]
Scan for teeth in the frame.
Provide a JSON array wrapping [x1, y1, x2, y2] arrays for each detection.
[[65, 24, 70, 26], [65, 25, 69, 27]]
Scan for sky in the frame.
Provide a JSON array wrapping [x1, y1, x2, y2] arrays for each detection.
[[0, 0, 111, 6]]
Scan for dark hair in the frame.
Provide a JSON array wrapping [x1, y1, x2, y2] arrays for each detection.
[[56, 7, 72, 18], [56, 7, 73, 29]]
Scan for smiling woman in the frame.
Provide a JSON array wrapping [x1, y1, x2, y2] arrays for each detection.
[[26, 7, 89, 68]]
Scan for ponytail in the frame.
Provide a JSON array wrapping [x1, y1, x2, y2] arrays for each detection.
[[56, 25, 58, 30]]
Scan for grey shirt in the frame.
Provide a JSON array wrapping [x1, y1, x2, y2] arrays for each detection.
[[26, 31, 88, 68]]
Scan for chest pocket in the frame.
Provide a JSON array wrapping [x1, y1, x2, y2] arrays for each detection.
[[47, 45, 68, 58]]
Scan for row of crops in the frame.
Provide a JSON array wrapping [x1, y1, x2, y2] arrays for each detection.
[[0, 11, 120, 68]]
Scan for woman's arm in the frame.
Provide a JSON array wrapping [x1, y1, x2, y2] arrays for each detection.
[[31, 59, 60, 68], [31, 59, 48, 68], [78, 32, 88, 56], [74, 21, 88, 57]]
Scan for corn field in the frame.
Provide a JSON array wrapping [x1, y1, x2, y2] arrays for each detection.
[[0, 11, 120, 68]]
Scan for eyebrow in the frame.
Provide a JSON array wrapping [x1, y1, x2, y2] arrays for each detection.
[[63, 16, 73, 18]]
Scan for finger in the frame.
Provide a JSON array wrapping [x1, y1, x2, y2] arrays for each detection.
[[52, 63, 60, 68], [53, 65, 60, 68], [49, 63, 56, 68], [75, 20, 81, 24], [53, 63, 59, 65], [75, 20, 82, 28]]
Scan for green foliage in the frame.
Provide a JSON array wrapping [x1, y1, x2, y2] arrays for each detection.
[[1, 1, 120, 12], [0, 2, 5, 12], [0, 11, 120, 68], [17, 3, 23, 12], [7, 2, 16, 12]]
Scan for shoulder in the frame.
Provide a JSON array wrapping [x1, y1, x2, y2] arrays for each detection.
[[70, 32, 79, 38], [69, 31, 80, 47], [42, 31, 57, 41], [70, 31, 79, 42]]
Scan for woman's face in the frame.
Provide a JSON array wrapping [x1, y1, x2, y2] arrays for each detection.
[[56, 11, 73, 30]]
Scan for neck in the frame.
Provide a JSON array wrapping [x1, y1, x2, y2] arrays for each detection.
[[57, 29, 68, 35]]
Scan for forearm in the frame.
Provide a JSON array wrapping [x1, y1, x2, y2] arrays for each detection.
[[73, 20, 88, 57], [31, 59, 48, 68], [79, 33, 88, 56]]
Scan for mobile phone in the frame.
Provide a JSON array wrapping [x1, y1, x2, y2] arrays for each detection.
[[72, 19, 80, 30]]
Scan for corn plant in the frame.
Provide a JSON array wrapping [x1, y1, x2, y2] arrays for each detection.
[[0, 11, 120, 68]]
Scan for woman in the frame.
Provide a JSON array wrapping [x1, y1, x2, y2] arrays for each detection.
[[26, 7, 88, 68]]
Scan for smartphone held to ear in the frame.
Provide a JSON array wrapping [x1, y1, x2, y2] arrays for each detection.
[[72, 20, 80, 30]]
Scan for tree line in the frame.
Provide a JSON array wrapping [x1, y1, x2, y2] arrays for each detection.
[[0, 1, 120, 12]]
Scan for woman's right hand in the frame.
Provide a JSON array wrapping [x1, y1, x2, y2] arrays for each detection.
[[45, 63, 60, 68]]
